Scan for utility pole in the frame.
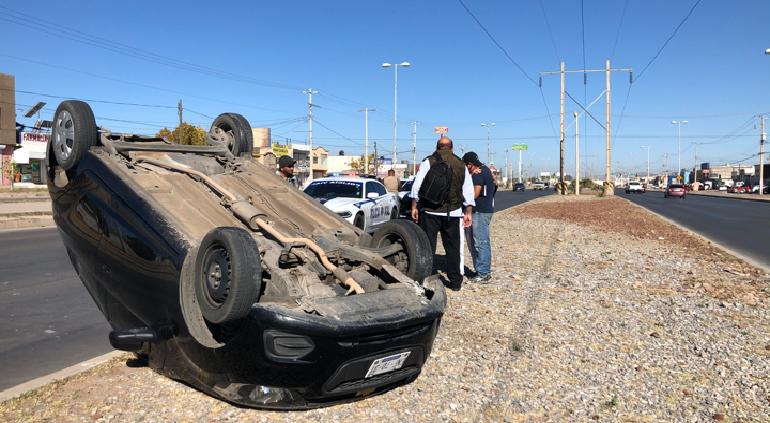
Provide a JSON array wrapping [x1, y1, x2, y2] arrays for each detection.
[[641, 145, 650, 186], [373, 141, 378, 177], [604, 59, 611, 193], [303, 88, 318, 182], [411, 121, 417, 176], [559, 61, 565, 190], [358, 108, 375, 174], [518, 149, 523, 183], [574, 111, 580, 195], [693, 143, 698, 185], [178, 99, 183, 128], [759, 115, 766, 195], [505, 149, 509, 187], [540, 60, 632, 196]]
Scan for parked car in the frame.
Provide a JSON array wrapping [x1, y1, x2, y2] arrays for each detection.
[[625, 181, 645, 194], [304, 177, 400, 231], [46, 100, 445, 410], [664, 184, 687, 199], [532, 181, 546, 190], [750, 185, 768, 194], [727, 185, 749, 194], [512, 182, 526, 191]]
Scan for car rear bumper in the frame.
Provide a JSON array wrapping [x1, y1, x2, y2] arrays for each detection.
[[164, 277, 447, 409]]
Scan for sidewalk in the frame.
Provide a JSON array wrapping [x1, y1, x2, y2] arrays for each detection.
[[688, 190, 770, 202], [0, 192, 53, 229]]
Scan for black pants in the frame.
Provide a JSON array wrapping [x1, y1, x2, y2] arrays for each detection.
[[419, 212, 462, 287]]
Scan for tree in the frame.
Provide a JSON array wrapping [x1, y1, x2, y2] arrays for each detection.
[[156, 123, 207, 145]]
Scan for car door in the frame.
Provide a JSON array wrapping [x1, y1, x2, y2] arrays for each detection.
[[365, 181, 388, 226]]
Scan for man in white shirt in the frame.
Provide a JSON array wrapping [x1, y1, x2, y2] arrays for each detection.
[[410, 137, 475, 291]]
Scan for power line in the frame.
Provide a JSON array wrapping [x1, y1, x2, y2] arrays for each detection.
[[538, 0, 560, 61], [6, 88, 175, 109], [0, 5, 304, 91], [312, 119, 363, 146], [636, 0, 704, 81], [456, 0, 538, 86], [610, 0, 630, 60], [0, 53, 297, 114]]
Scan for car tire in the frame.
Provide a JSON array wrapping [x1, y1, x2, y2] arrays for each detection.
[[353, 213, 365, 230], [371, 219, 432, 282], [210, 113, 254, 156], [51, 101, 98, 171], [194, 227, 261, 324]]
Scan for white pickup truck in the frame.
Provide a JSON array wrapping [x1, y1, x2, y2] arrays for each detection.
[[625, 181, 645, 194]]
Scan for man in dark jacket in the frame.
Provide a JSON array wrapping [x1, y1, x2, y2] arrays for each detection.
[[409, 137, 475, 291]]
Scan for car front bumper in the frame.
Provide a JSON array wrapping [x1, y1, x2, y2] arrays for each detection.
[[162, 276, 447, 409]]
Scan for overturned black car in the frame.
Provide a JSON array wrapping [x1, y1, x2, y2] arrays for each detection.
[[46, 100, 445, 409]]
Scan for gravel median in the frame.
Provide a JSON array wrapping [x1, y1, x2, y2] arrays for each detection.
[[2, 195, 768, 422]]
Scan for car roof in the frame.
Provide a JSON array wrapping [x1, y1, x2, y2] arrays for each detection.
[[310, 177, 372, 184]]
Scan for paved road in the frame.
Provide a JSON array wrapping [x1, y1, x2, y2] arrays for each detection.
[[0, 189, 547, 391], [494, 188, 553, 211], [618, 190, 770, 270], [0, 228, 112, 391]]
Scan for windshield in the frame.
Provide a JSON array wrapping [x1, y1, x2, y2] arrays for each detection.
[[304, 181, 363, 199]]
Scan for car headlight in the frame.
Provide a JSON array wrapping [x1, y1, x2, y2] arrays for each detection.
[[337, 211, 352, 218]]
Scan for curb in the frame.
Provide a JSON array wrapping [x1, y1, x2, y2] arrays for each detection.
[[619, 197, 770, 274], [0, 215, 54, 230], [0, 350, 125, 403]]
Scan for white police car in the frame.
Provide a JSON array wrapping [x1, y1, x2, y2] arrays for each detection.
[[304, 177, 399, 231]]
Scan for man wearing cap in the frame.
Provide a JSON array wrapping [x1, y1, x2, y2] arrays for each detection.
[[276, 155, 297, 186], [462, 152, 495, 283], [410, 137, 475, 291]]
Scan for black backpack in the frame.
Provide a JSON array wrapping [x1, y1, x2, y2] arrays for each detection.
[[418, 152, 453, 209]]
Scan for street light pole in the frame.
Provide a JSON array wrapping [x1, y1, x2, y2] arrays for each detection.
[[640, 145, 650, 185], [481, 122, 496, 164], [382, 61, 411, 166], [672, 120, 688, 180]]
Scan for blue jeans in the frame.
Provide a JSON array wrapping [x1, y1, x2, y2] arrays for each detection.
[[472, 212, 492, 277]]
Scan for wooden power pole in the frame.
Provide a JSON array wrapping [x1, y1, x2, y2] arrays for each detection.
[[540, 59, 632, 196]]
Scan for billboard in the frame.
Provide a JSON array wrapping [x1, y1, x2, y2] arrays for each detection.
[[271, 143, 289, 157], [511, 144, 528, 150]]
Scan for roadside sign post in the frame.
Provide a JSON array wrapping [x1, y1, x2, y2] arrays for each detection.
[[434, 126, 448, 135], [511, 144, 528, 183]]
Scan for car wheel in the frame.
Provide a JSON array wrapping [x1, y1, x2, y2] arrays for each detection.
[[210, 113, 254, 156], [353, 213, 365, 230], [51, 101, 98, 171], [371, 219, 432, 282], [194, 227, 261, 324]]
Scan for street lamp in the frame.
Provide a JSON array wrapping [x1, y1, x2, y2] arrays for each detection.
[[671, 120, 688, 180], [640, 145, 650, 185], [480, 122, 496, 164], [765, 48, 770, 55], [382, 61, 411, 166]]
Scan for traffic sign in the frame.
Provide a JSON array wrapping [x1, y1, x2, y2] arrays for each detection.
[[434, 126, 448, 134], [511, 144, 528, 150]]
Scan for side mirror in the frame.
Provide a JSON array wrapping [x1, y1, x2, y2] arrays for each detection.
[[366, 192, 379, 199]]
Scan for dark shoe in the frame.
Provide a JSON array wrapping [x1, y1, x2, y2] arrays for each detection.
[[471, 274, 492, 284], [445, 281, 462, 291]]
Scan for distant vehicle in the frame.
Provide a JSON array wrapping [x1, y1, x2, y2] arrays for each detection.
[[304, 177, 399, 231], [727, 185, 749, 194], [718, 184, 728, 191], [751, 185, 769, 194], [704, 181, 713, 190], [625, 181, 645, 194], [664, 184, 686, 199], [532, 181, 546, 190], [512, 182, 526, 191]]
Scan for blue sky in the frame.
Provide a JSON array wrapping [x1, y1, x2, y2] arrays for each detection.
[[2, 0, 769, 177]]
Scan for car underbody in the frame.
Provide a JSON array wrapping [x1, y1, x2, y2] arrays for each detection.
[[47, 101, 444, 409]]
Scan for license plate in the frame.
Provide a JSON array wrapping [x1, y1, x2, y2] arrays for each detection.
[[365, 352, 411, 378]]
